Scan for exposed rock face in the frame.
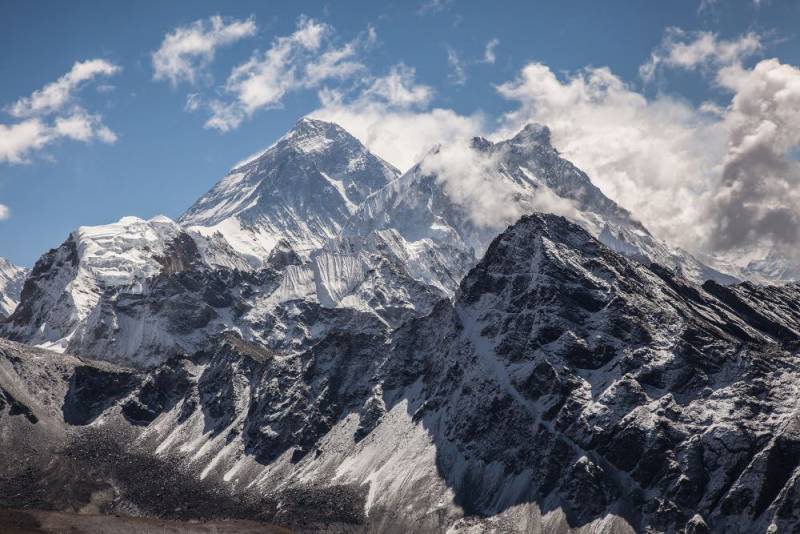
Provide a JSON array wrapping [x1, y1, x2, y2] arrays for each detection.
[[3, 214, 800, 532]]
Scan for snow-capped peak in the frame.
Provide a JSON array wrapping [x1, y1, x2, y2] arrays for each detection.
[[508, 122, 552, 147], [180, 118, 400, 265]]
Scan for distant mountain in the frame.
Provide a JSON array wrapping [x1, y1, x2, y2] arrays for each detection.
[[180, 118, 400, 266], [0, 257, 27, 318], [3, 214, 800, 532], [1, 119, 740, 368]]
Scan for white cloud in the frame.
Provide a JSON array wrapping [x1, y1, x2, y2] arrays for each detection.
[[640, 28, 762, 82], [708, 58, 800, 253], [152, 15, 256, 87], [1, 60, 118, 164], [496, 62, 727, 253], [360, 64, 433, 108], [446, 46, 467, 85], [0, 119, 51, 164], [204, 17, 371, 132], [8, 59, 120, 117], [495, 54, 800, 263], [483, 38, 499, 64], [312, 64, 482, 171], [419, 142, 526, 229], [0, 111, 116, 164], [0, 204, 9, 220]]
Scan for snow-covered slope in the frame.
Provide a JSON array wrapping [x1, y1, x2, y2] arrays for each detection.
[[0, 257, 27, 318], [4, 214, 800, 532], [180, 118, 400, 266], [344, 124, 735, 290], [705, 248, 800, 285], [1, 216, 251, 365], [1, 214, 442, 367]]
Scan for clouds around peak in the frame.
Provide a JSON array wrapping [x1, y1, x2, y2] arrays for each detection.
[[152, 15, 256, 87], [1, 59, 119, 164], [640, 28, 762, 82], [495, 41, 800, 263], [312, 63, 482, 170]]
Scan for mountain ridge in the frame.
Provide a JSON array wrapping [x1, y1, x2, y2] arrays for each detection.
[[5, 117, 741, 367], [3, 213, 800, 532]]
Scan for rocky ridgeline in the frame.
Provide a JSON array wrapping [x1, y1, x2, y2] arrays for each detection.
[[2, 214, 800, 532]]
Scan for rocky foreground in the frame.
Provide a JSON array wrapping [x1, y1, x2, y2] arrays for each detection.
[[2, 214, 800, 532]]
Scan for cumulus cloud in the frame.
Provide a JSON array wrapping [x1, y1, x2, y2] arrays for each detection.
[[0, 204, 9, 220], [204, 17, 371, 131], [152, 15, 256, 87], [494, 51, 800, 265], [640, 28, 762, 82], [709, 59, 800, 253], [0, 111, 116, 164], [311, 64, 483, 170], [8, 59, 119, 117], [1, 60, 119, 164]]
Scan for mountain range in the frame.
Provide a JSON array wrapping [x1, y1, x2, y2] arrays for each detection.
[[2, 118, 800, 532]]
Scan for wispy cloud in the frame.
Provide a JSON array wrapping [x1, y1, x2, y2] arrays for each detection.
[[360, 63, 434, 108], [8, 59, 119, 117], [203, 16, 373, 132], [0, 204, 9, 220], [446, 46, 467, 85], [482, 38, 499, 64], [640, 28, 762, 82], [417, 0, 455, 16], [152, 15, 256, 87], [1, 59, 119, 164]]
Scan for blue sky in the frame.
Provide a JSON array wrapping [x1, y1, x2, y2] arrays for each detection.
[[1, 0, 799, 266]]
